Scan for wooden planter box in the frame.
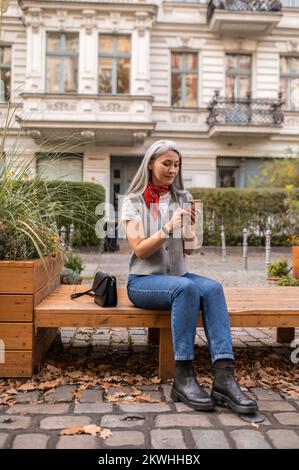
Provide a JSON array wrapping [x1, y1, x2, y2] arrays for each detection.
[[0, 254, 62, 377], [293, 246, 299, 280]]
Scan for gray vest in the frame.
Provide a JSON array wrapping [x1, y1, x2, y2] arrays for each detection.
[[128, 189, 192, 276]]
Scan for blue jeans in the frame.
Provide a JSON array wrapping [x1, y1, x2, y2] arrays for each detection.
[[127, 273, 234, 364]]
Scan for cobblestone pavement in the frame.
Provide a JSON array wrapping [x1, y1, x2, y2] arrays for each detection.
[[0, 245, 298, 449], [1, 379, 299, 449]]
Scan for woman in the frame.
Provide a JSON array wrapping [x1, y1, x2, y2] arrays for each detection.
[[120, 139, 257, 414]]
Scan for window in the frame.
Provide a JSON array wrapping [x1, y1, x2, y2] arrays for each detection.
[[0, 46, 11, 102], [280, 56, 299, 111], [226, 54, 252, 100], [218, 167, 238, 188], [98, 35, 131, 94], [36, 153, 83, 182], [281, 1, 299, 6], [171, 52, 197, 107], [46, 33, 79, 93]]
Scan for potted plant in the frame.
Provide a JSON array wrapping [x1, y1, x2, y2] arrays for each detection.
[[267, 258, 290, 281], [61, 248, 85, 285], [285, 185, 299, 280], [0, 138, 92, 377], [288, 235, 299, 280]]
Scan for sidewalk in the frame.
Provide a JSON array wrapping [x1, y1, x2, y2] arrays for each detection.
[[0, 245, 298, 449], [80, 243, 293, 287]]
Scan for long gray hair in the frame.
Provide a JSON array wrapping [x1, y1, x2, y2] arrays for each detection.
[[126, 139, 188, 199]]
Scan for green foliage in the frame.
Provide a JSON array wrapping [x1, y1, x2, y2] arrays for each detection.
[[288, 235, 299, 246], [189, 188, 299, 246], [277, 277, 299, 286], [268, 259, 289, 278], [0, 159, 64, 260], [0, 122, 105, 258], [248, 157, 299, 189], [60, 267, 80, 285], [63, 248, 84, 274], [36, 180, 105, 246], [284, 185, 299, 221]]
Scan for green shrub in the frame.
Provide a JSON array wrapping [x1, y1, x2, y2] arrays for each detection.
[[13, 180, 105, 247], [63, 249, 85, 274], [268, 259, 289, 278], [39, 181, 105, 246], [277, 277, 299, 286], [189, 188, 299, 246]]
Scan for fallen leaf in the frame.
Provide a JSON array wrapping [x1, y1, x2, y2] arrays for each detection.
[[150, 376, 161, 384], [39, 379, 63, 391], [18, 383, 37, 392], [46, 365, 62, 375], [60, 426, 84, 436], [100, 428, 112, 440], [66, 371, 85, 380], [73, 390, 82, 401], [106, 390, 127, 402], [251, 422, 259, 428], [138, 394, 160, 403], [82, 424, 102, 437]]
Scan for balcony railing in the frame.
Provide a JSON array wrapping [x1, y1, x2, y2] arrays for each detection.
[[207, 90, 284, 128], [207, 0, 282, 23]]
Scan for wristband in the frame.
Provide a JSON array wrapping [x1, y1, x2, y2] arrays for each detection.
[[161, 225, 170, 236]]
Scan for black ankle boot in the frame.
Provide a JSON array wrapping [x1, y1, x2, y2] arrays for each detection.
[[211, 365, 258, 415], [171, 361, 215, 411]]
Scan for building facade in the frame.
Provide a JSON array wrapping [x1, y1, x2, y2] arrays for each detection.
[[1, 0, 299, 209]]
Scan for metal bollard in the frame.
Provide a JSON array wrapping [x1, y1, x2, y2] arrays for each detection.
[[69, 223, 75, 248], [220, 225, 227, 262], [60, 225, 66, 244], [265, 228, 271, 271], [243, 228, 248, 270]]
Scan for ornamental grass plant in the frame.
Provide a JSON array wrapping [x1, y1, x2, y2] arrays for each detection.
[[0, 108, 98, 261]]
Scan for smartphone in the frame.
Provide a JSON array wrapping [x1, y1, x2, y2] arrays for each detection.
[[186, 199, 201, 223], [189, 198, 202, 212]]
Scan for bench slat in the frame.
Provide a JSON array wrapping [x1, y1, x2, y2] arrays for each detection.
[[34, 312, 299, 328], [34, 285, 299, 328], [31, 284, 299, 380]]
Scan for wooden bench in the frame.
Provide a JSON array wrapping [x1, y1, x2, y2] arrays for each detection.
[[32, 284, 299, 379]]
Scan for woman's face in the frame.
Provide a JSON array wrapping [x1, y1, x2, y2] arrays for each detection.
[[148, 150, 180, 186]]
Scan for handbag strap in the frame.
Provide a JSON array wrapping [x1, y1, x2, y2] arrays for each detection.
[[71, 275, 110, 300], [71, 287, 94, 299]]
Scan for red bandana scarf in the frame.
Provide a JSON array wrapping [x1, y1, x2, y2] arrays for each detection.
[[143, 180, 170, 221]]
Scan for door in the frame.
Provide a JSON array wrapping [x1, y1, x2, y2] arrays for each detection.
[[110, 156, 142, 237]]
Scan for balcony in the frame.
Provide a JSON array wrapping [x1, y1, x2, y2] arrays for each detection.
[[207, 90, 284, 137], [207, 0, 283, 35], [16, 93, 154, 146]]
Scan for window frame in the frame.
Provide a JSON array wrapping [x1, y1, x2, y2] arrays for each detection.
[[281, 0, 299, 7], [280, 55, 299, 111], [0, 45, 11, 102], [98, 34, 131, 95], [36, 152, 83, 182], [171, 51, 198, 108], [225, 53, 252, 100], [217, 166, 239, 188], [45, 32, 79, 94]]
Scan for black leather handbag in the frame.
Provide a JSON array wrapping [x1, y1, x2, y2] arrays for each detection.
[[71, 271, 117, 307]]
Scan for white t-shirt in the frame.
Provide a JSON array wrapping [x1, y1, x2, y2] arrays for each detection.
[[158, 191, 171, 223]]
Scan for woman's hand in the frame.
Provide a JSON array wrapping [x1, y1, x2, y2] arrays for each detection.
[[190, 207, 201, 227], [165, 207, 189, 233]]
